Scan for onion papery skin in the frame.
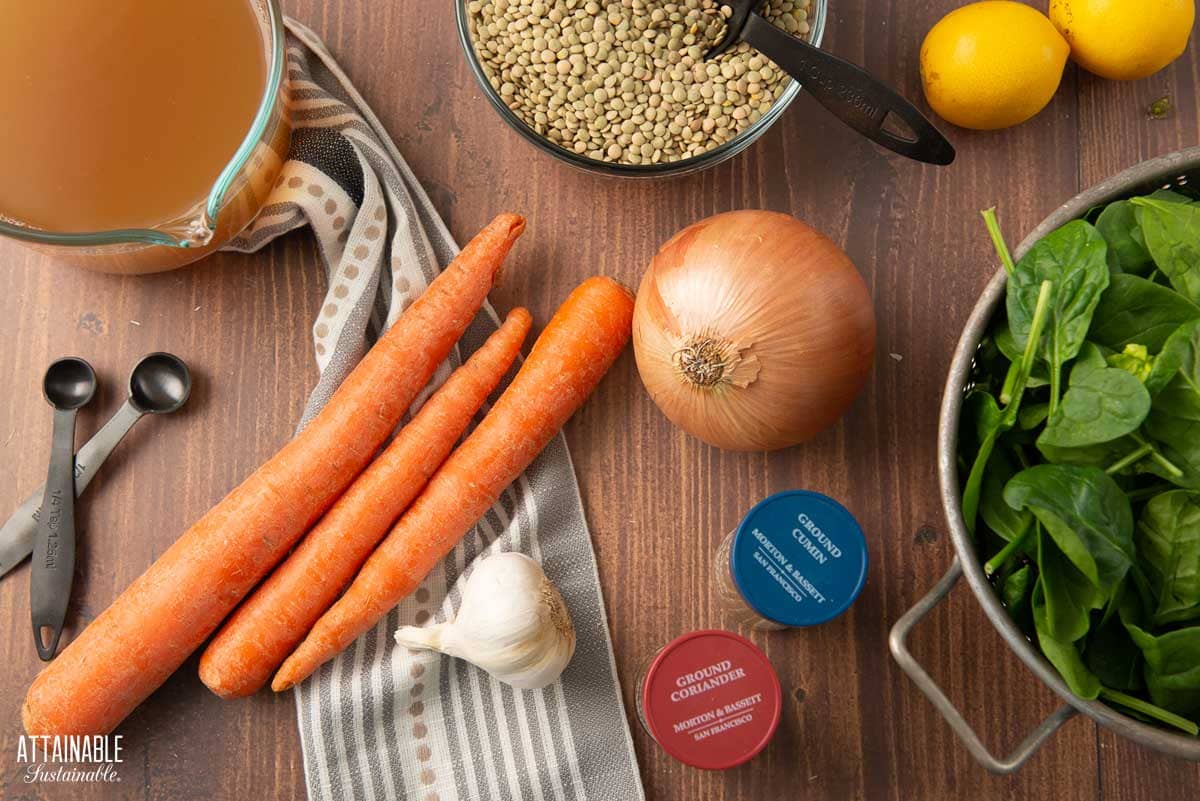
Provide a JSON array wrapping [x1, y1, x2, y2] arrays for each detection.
[[632, 210, 876, 451]]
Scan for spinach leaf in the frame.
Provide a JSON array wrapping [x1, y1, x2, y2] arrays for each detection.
[[983, 207, 1017, 276], [1070, 342, 1110, 372], [1032, 578, 1102, 699], [1142, 370, 1200, 489], [1146, 319, 1200, 396], [1100, 688, 1200, 735], [1037, 432, 1172, 480], [995, 323, 1049, 388], [1086, 616, 1143, 692], [985, 529, 1035, 578], [1038, 437, 1131, 470], [1090, 274, 1200, 354], [1007, 220, 1110, 414], [960, 391, 1005, 536], [1038, 528, 1102, 641], [1097, 200, 1154, 275], [1141, 323, 1200, 484], [1138, 490, 1200, 625], [963, 277, 1056, 536], [980, 447, 1036, 577], [1097, 191, 1193, 276], [1107, 344, 1155, 383], [1146, 189, 1195, 204], [1140, 447, 1197, 490], [981, 446, 1032, 542], [1126, 623, 1200, 717], [1140, 323, 1200, 488], [968, 389, 1004, 444], [1131, 198, 1200, 305], [1005, 465, 1135, 592], [1001, 564, 1034, 617], [1037, 344, 1151, 449], [1019, 402, 1050, 430]]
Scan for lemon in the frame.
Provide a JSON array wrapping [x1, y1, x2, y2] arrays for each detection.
[[921, 1, 1070, 131], [1049, 0, 1195, 81]]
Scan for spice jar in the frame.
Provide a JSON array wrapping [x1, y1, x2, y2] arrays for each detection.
[[636, 630, 782, 770], [714, 491, 868, 630]]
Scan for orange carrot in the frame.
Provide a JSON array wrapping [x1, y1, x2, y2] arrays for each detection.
[[21, 214, 526, 735], [198, 309, 531, 698], [273, 276, 633, 690]]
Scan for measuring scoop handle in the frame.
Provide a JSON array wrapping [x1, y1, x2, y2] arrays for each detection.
[[0, 401, 141, 579], [741, 13, 955, 166], [31, 407, 81, 660]]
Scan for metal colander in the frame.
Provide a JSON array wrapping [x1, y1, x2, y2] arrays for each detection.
[[890, 146, 1200, 774]]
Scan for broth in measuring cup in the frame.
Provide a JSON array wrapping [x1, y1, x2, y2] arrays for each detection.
[[0, 0, 268, 234]]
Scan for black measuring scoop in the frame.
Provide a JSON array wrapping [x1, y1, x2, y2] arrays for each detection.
[[709, 0, 955, 165], [31, 357, 97, 660], [0, 352, 192, 580]]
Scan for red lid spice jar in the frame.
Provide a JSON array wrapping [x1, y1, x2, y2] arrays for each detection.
[[636, 630, 782, 770]]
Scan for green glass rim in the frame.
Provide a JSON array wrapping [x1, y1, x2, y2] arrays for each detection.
[[0, 0, 286, 249]]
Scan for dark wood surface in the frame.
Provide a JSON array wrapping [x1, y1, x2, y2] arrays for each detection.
[[2, 1, 1199, 798]]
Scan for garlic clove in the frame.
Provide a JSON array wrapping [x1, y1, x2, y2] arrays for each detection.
[[395, 553, 576, 690], [392, 622, 451, 654]]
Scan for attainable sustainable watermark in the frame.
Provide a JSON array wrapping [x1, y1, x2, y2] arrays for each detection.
[[16, 734, 123, 784]]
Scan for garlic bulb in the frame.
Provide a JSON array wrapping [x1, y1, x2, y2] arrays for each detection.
[[394, 552, 575, 690]]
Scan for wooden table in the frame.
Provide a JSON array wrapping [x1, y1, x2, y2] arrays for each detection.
[[2, 1, 1198, 799]]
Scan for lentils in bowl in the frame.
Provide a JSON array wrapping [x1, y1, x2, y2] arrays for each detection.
[[461, 0, 821, 173]]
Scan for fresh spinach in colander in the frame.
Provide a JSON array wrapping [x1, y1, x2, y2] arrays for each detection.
[[963, 191, 1200, 736]]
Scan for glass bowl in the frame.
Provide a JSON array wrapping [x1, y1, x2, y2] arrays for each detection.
[[455, 0, 828, 178]]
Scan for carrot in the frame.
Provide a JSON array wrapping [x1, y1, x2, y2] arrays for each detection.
[[21, 214, 527, 736], [273, 276, 633, 690], [198, 309, 531, 698]]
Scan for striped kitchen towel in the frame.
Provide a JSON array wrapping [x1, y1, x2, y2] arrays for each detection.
[[225, 17, 645, 801]]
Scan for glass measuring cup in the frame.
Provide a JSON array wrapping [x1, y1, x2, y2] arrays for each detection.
[[0, 0, 291, 275]]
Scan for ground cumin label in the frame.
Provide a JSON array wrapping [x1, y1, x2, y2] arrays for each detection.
[[717, 490, 869, 628]]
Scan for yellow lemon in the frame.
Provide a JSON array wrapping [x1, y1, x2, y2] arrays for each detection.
[[1049, 0, 1195, 80], [921, 1, 1070, 131]]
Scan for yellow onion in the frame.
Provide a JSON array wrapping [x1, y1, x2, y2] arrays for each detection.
[[633, 210, 876, 451]]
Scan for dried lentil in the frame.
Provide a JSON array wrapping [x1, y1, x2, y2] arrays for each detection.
[[466, 0, 813, 166]]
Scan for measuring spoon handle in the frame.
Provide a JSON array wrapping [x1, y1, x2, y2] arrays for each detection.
[[742, 13, 955, 166], [31, 408, 80, 659], [0, 401, 142, 579]]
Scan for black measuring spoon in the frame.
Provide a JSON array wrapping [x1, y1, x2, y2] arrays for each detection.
[[31, 357, 96, 660], [0, 353, 192, 580], [709, 0, 955, 165]]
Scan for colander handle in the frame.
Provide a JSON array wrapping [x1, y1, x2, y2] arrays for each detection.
[[888, 558, 1078, 774]]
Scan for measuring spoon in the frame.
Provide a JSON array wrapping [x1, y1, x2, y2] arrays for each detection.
[[32, 357, 96, 660], [0, 353, 192, 581]]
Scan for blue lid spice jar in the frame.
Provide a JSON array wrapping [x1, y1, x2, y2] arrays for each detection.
[[714, 491, 868, 630]]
